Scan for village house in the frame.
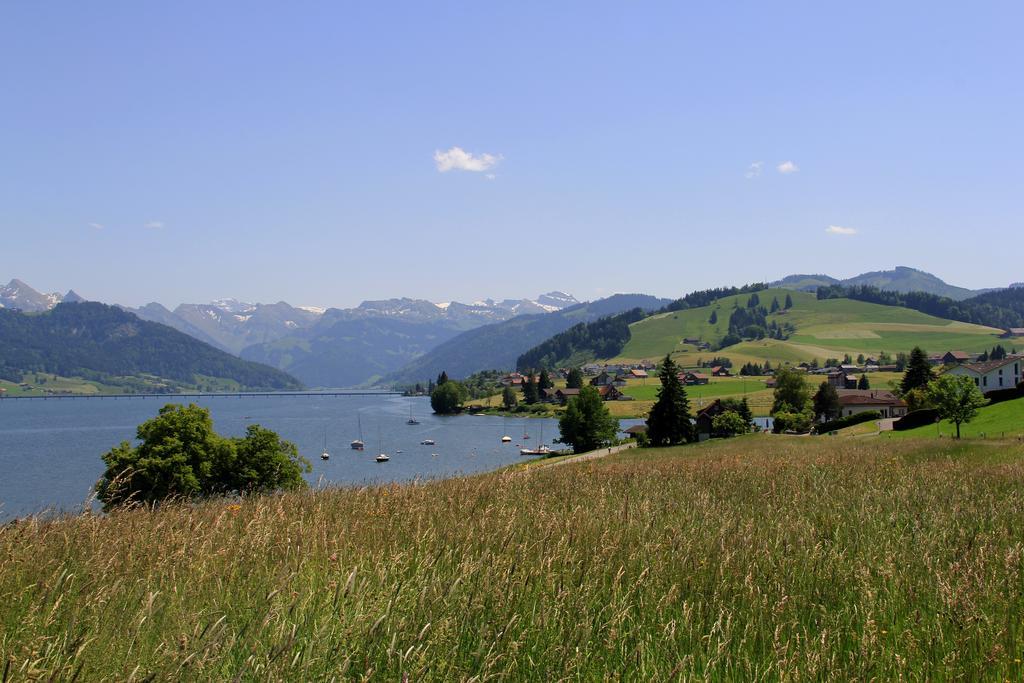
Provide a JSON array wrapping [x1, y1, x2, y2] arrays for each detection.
[[836, 389, 908, 419], [500, 372, 525, 387], [945, 357, 1023, 392], [623, 424, 648, 438], [826, 369, 857, 390], [612, 374, 630, 387], [590, 371, 614, 387], [1001, 328, 1024, 339], [694, 400, 729, 441], [596, 385, 624, 401], [629, 368, 648, 379], [933, 350, 971, 365], [710, 365, 731, 377], [553, 388, 580, 404], [679, 371, 709, 386]]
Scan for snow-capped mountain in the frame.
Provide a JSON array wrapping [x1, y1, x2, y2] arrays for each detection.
[[0, 279, 83, 312]]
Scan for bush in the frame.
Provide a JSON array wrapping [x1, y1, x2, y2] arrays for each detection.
[[984, 384, 1024, 405], [813, 410, 882, 434], [893, 409, 940, 431], [96, 403, 309, 510]]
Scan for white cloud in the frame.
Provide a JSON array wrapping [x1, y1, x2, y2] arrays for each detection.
[[88, 222, 104, 230], [434, 146, 502, 173], [776, 161, 799, 174], [745, 161, 763, 179], [144, 221, 164, 229], [825, 225, 857, 236]]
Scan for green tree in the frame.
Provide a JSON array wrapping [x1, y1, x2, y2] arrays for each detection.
[[436, 371, 449, 386], [784, 293, 794, 309], [538, 369, 553, 391], [812, 381, 840, 422], [771, 368, 811, 415], [770, 297, 780, 313], [646, 355, 695, 446], [565, 367, 584, 389], [927, 374, 987, 439], [558, 386, 618, 453], [858, 374, 870, 390], [430, 381, 462, 414], [900, 347, 934, 395], [708, 309, 718, 324], [502, 385, 518, 410], [96, 404, 309, 511], [522, 375, 540, 404], [712, 410, 749, 438]]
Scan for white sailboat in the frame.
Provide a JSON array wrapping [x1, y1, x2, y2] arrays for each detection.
[[520, 424, 551, 456], [320, 429, 330, 460], [406, 402, 420, 425], [500, 416, 512, 443], [351, 414, 365, 451], [375, 427, 389, 462]]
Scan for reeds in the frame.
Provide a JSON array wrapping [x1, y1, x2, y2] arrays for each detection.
[[2, 436, 1023, 680]]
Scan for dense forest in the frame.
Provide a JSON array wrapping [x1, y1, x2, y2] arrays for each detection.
[[816, 285, 1024, 330], [659, 283, 768, 313], [516, 308, 649, 370], [0, 302, 302, 391]]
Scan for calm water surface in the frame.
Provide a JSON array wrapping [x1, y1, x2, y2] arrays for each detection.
[[0, 394, 639, 521]]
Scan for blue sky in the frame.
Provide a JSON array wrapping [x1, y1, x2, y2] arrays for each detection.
[[1, 2, 1021, 308]]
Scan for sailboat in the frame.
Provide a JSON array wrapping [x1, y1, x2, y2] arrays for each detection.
[[350, 414, 365, 450], [500, 416, 512, 443], [320, 429, 330, 460], [375, 427, 389, 462], [406, 402, 420, 425], [520, 424, 551, 456], [522, 421, 531, 440]]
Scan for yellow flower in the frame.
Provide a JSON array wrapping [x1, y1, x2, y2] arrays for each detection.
[[227, 504, 241, 512]]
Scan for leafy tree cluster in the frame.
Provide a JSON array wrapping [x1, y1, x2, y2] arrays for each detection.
[[711, 397, 754, 437], [516, 308, 648, 370], [771, 368, 814, 433], [458, 369, 507, 401], [977, 345, 1011, 362], [557, 386, 618, 453], [430, 379, 466, 414], [96, 403, 309, 510], [699, 356, 732, 369], [720, 305, 793, 347], [738, 361, 772, 376], [0, 303, 302, 391], [816, 284, 1024, 330], [565, 367, 584, 389]]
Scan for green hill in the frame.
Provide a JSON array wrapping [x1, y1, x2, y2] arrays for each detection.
[[0, 302, 303, 393], [614, 289, 1003, 367]]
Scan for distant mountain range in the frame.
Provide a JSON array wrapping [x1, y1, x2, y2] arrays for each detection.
[[0, 302, 301, 392], [772, 266, 992, 301], [1, 268, 1011, 388], [383, 294, 672, 385]]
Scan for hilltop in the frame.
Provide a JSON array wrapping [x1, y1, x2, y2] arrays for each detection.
[[0, 302, 302, 394]]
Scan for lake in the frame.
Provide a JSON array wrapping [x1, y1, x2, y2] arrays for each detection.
[[0, 394, 640, 521]]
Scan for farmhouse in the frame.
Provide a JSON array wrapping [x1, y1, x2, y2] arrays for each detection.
[[590, 371, 614, 387], [596, 385, 624, 401], [945, 357, 1023, 392], [836, 389, 908, 419], [679, 372, 709, 386], [710, 365, 731, 377], [629, 368, 648, 379], [553, 388, 581, 404], [931, 351, 971, 366], [1001, 328, 1024, 339], [695, 400, 728, 441]]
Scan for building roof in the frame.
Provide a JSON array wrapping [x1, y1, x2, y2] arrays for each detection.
[[629, 369, 648, 378], [1004, 328, 1024, 336], [836, 390, 906, 407], [624, 424, 648, 434], [556, 388, 581, 396], [955, 357, 1021, 375], [944, 351, 971, 360]]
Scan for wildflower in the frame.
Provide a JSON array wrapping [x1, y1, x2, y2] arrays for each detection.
[[227, 504, 241, 512]]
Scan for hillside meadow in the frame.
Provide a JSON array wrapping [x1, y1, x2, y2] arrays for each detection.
[[612, 289, 1003, 368], [3, 435, 1024, 680]]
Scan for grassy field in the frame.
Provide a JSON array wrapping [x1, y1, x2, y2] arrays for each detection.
[[3, 436, 1024, 679], [613, 288, 1003, 368], [883, 396, 1024, 440]]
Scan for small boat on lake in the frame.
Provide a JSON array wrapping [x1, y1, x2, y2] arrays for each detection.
[[420, 438, 435, 446], [520, 425, 551, 456], [406, 403, 420, 425], [321, 429, 330, 460], [351, 414, 365, 450], [375, 428, 389, 462]]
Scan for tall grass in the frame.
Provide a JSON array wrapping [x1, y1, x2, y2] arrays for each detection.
[[2, 436, 1024, 680]]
